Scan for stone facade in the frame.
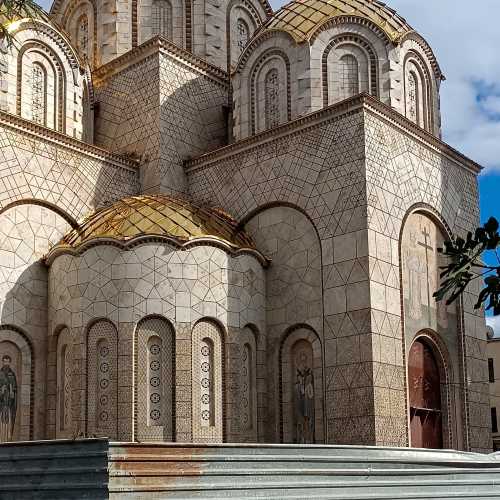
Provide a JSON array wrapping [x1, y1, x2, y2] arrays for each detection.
[[0, 0, 492, 453]]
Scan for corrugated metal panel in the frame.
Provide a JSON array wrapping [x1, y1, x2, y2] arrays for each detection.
[[0, 438, 109, 499], [109, 443, 500, 499], [0, 440, 499, 499]]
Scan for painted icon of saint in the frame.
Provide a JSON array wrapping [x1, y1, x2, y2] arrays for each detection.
[[294, 365, 315, 444], [0, 355, 17, 442]]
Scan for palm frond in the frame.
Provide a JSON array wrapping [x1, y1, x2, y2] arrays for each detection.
[[1, 0, 48, 47]]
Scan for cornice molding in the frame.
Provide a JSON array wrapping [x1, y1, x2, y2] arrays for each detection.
[[0, 111, 139, 172], [45, 235, 270, 267], [184, 94, 482, 175], [93, 36, 229, 88]]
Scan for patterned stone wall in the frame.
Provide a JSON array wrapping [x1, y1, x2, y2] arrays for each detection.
[[47, 243, 265, 440], [93, 41, 228, 195], [187, 102, 375, 445], [185, 97, 488, 449], [0, 113, 139, 220], [363, 108, 490, 451], [245, 206, 323, 442], [0, 204, 72, 440]]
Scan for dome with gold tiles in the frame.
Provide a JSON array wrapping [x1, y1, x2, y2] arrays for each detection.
[[261, 0, 413, 43], [48, 195, 262, 257]]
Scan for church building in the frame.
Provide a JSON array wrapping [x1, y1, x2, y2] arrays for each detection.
[[0, 0, 492, 453]]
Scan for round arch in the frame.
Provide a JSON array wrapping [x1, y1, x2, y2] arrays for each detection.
[[407, 331, 454, 449]]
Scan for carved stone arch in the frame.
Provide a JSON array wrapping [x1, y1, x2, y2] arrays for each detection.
[[16, 41, 67, 132], [63, 0, 97, 67], [279, 324, 324, 444], [86, 318, 118, 439], [310, 15, 395, 46], [0, 325, 33, 442], [0, 199, 79, 229], [403, 50, 434, 132], [235, 30, 296, 74], [226, 0, 262, 71], [400, 31, 443, 82], [249, 49, 291, 134], [134, 315, 176, 442], [322, 33, 379, 107], [400, 207, 465, 450], [191, 318, 225, 443], [408, 331, 454, 449], [10, 19, 83, 74]]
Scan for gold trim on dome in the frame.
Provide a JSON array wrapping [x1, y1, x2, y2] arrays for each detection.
[[262, 0, 412, 43], [56, 195, 257, 249]]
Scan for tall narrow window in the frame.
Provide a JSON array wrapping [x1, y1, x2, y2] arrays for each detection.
[[77, 15, 89, 59], [339, 54, 359, 100], [151, 0, 173, 39], [265, 69, 280, 130], [237, 19, 249, 55], [407, 71, 419, 124], [489, 358, 495, 383], [31, 63, 46, 125], [492, 407, 498, 433]]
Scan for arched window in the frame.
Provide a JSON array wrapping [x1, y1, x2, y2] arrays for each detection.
[[407, 71, 419, 124], [151, 0, 173, 39], [31, 63, 46, 126], [265, 68, 280, 130], [408, 338, 443, 449], [339, 54, 359, 100], [135, 317, 175, 441], [77, 15, 89, 59], [237, 19, 249, 55], [87, 321, 118, 439], [192, 320, 223, 443]]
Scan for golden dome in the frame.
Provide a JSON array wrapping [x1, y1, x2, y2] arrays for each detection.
[[50, 195, 263, 258], [262, 0, 412, 43]]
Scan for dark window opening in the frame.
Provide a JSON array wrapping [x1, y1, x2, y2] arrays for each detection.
[[491, 407, 498, 434], [489, 358, 495, 383]]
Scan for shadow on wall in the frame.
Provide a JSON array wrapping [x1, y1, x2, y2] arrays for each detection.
[[0, 202, 73, 443]]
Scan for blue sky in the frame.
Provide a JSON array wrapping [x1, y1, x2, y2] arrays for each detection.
[[35, 0, 500, 329]]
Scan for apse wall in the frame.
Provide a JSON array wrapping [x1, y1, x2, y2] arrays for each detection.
[[47, 243, 265, 441]]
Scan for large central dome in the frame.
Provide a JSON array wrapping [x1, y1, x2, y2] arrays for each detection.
[[262, 0, 413, 43]]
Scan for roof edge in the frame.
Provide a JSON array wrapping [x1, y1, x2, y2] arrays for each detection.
[[93, 36, 229, 87]]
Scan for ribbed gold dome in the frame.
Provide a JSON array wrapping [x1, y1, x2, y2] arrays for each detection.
[[262, 0, 412, 43], [54, 195, 257, 251]]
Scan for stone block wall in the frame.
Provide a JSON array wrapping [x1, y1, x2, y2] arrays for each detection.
[[185, 95, 490, 449], [93, 39, 229, 196]]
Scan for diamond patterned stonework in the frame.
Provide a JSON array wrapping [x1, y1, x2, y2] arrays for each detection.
[[0, 0, 491, 456]]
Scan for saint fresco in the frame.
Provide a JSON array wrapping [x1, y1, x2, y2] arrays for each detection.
[[0, 355, 17, 443]]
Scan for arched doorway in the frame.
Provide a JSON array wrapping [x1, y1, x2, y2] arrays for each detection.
[[408, 338, 443, 449]]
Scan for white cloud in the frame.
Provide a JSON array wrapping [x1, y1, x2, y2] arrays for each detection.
[[268, 0, 500, 172], [486, 315, 500, 338]]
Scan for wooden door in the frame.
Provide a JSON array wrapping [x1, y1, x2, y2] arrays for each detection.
[[408, 339, 443, 449]]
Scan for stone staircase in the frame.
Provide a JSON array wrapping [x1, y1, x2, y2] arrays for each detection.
[[1, 440, 500, 499]]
